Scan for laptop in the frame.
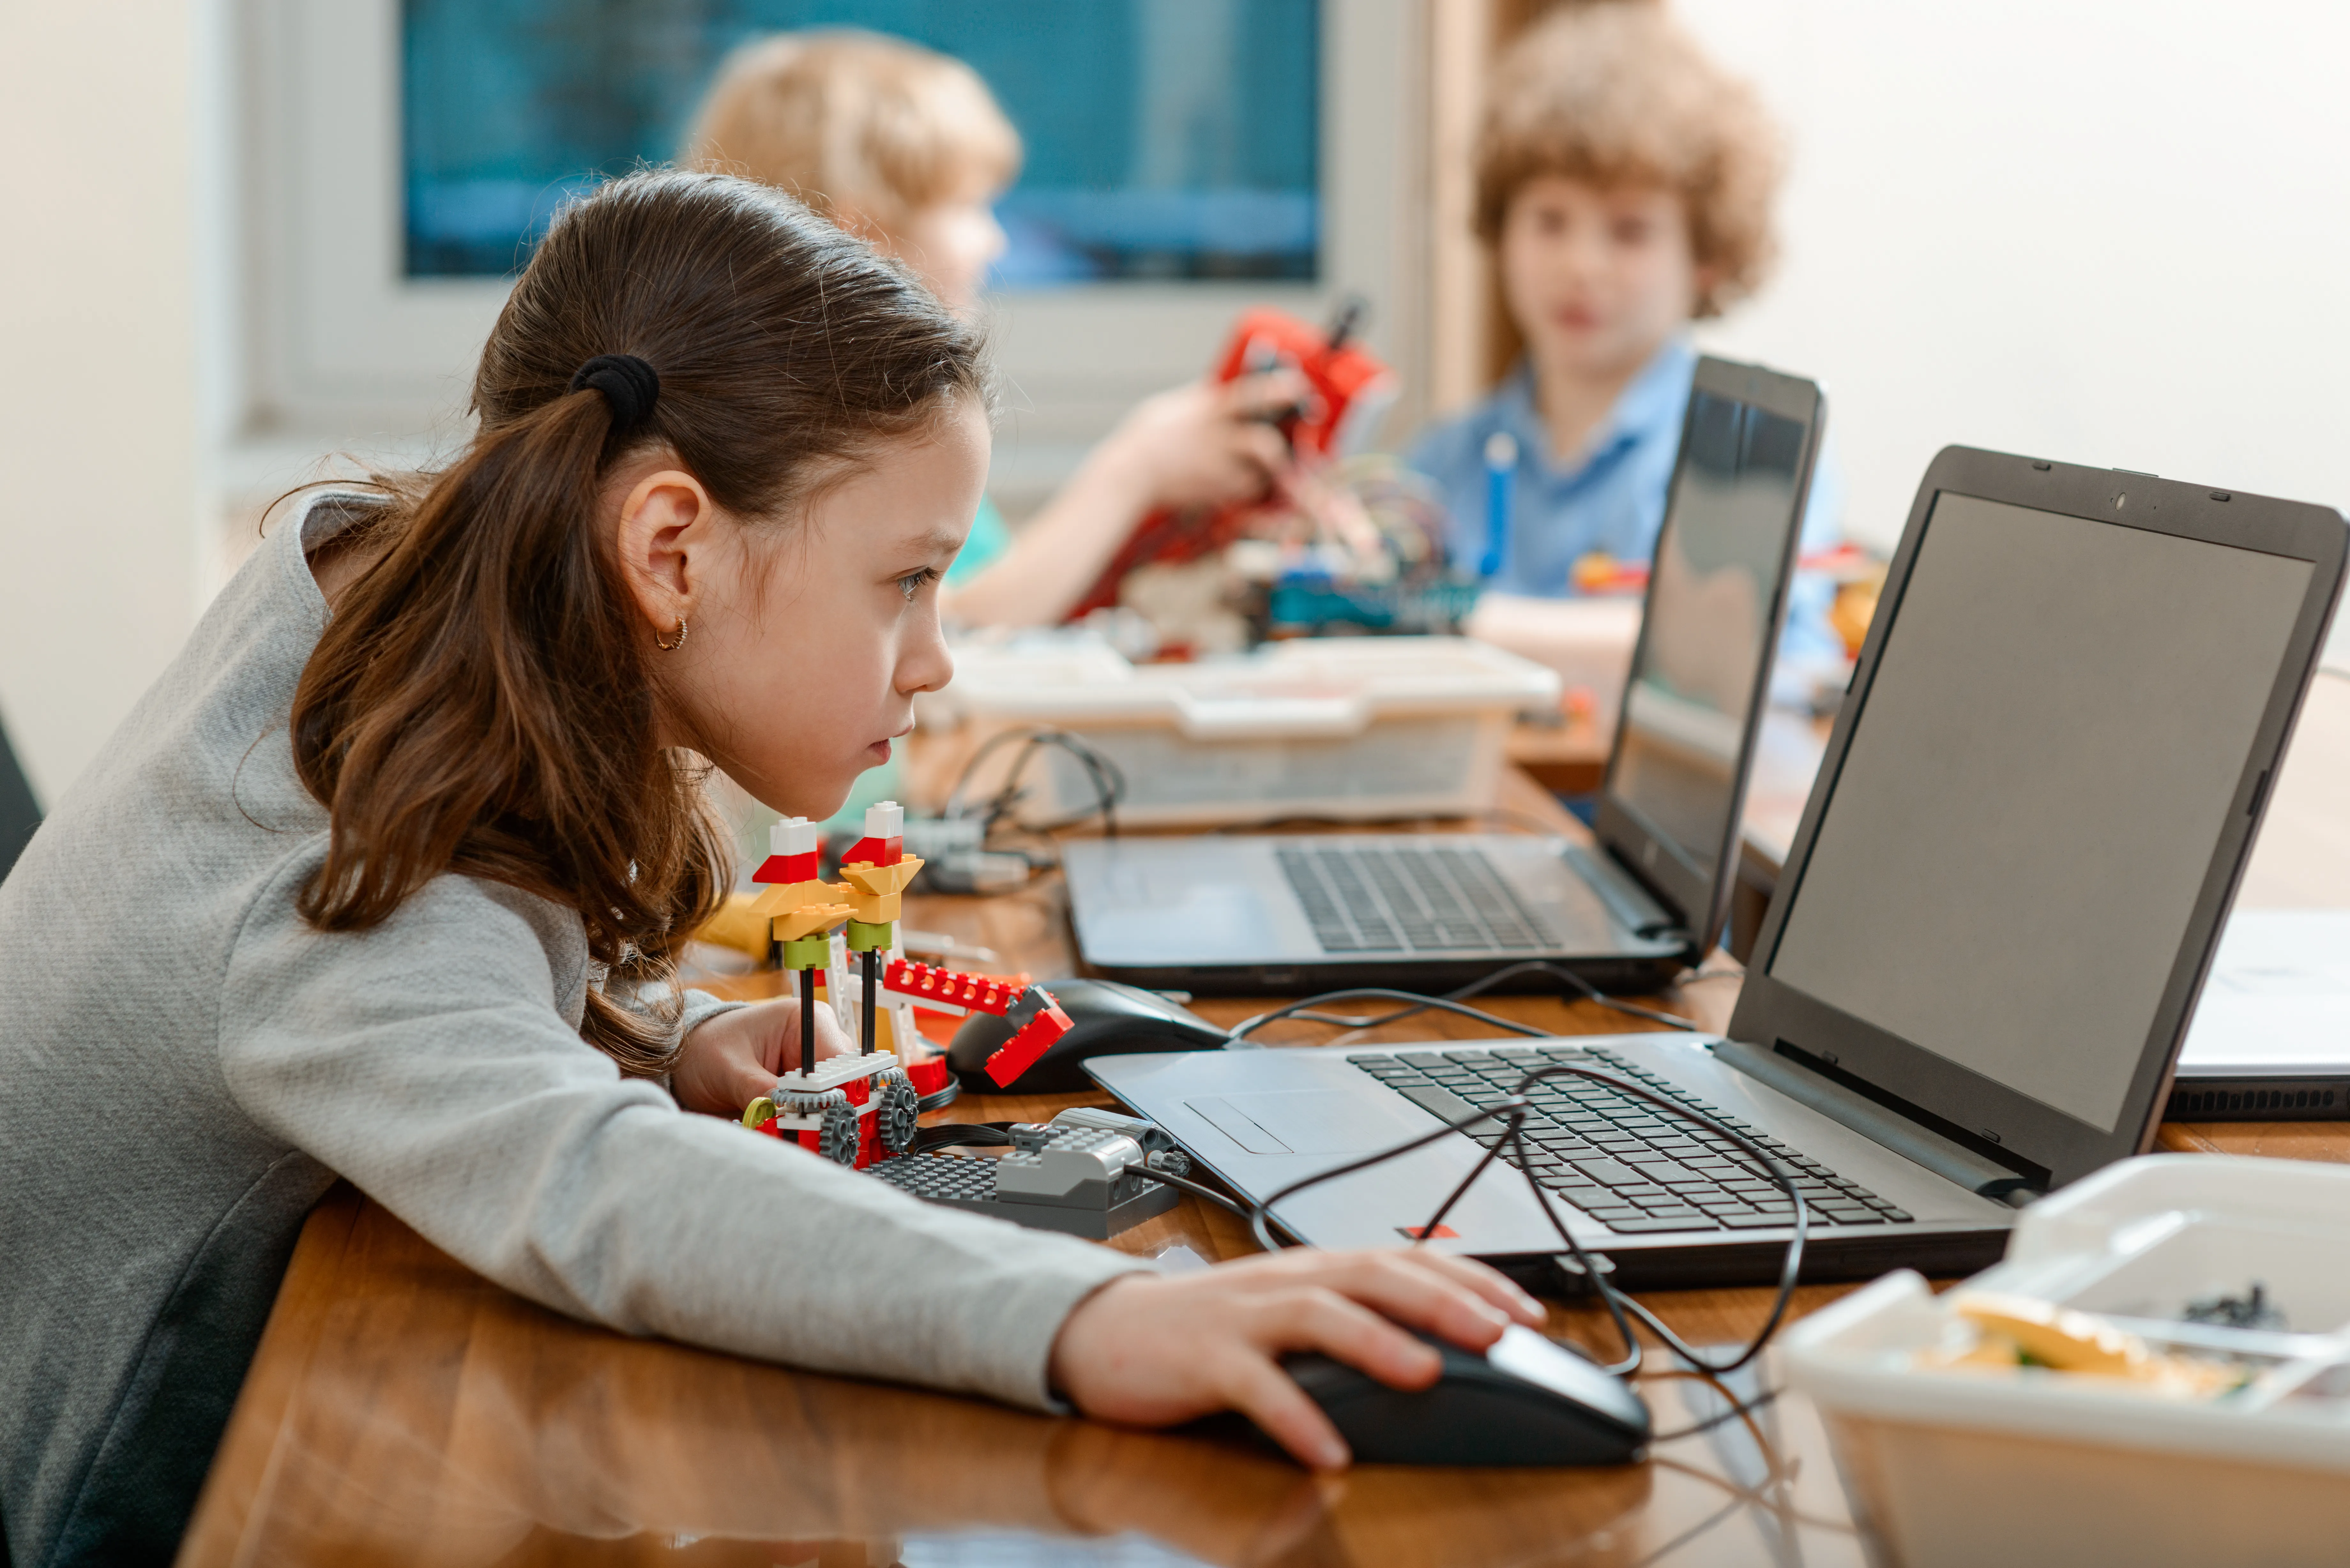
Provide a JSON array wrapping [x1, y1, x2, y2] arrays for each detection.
[[2168, 909, 2350, 1118], [1063, 355, 1827, 996], [1091, 449, 2346, 1285]]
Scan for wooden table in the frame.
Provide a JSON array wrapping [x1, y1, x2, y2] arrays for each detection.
[[182, 726, 2350, 1567]]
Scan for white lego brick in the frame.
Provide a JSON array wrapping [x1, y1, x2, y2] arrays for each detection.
[[770, 815, 819, 857], [777, 1052, 899, 1093]]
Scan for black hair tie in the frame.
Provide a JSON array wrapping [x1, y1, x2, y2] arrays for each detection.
[[568, 353, 661, 437]]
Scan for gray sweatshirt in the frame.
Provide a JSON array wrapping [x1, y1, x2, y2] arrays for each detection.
[[0, 495, 1150, 1568]]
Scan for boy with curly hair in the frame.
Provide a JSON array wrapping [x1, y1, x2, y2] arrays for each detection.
[[1412, 3, 1840, 612]]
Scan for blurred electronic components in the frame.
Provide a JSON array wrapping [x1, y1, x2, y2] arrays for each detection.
[[1234, 455, 1482, 640]]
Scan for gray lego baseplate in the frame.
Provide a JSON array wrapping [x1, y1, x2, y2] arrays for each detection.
[[868, 1150, 1180, 1240]]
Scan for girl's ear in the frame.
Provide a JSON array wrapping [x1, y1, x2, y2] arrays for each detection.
[[614, 466, 716, 637]]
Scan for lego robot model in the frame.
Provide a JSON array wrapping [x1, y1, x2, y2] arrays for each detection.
[[739, 802, 1074, 1169]]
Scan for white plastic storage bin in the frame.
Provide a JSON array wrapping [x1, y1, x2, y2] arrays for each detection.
[[921, 635, 1562, 827], [1780, 1155, 2350, 1568]]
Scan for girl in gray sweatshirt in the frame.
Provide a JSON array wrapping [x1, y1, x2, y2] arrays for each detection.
[[0, 170, 1539, 1568]]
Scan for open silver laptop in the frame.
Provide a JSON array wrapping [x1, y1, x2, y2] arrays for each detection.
[[2169, 909, 2350, 1118], [1092, 449, 2346, 1284], [1064, 356, 1826, 997]]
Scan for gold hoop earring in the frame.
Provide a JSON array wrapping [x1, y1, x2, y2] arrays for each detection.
[[656, 618, 688, 652]]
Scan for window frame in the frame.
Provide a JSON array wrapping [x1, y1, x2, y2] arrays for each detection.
[[239, 0, 1431, 477]]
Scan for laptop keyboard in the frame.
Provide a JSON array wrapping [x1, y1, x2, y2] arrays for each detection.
[[1349, 1043, 1914, 1234], [1277, 844, 1556, 954]]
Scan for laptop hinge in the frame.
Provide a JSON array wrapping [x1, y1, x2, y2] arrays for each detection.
[[1562, 843, 1682, 942], [1712, 1038, 2035, 1199]]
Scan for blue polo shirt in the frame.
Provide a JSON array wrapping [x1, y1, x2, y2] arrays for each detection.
[[1407, 339, 1845, 658]]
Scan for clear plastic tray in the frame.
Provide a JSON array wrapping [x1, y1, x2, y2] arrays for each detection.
[[1780, 1155, 2350, 1568], [921, 634, 1561, 826]]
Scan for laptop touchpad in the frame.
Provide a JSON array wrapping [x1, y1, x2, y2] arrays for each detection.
[[1187, 1090, 1428, 1156]]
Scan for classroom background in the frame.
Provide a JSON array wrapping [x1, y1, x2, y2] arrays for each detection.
[[2, 0, 2347, 805]]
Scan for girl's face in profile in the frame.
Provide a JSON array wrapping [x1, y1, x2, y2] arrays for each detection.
[[613, 400, 986, 818]]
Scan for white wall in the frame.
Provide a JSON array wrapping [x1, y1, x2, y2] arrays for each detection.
[[0, 4, 220, 803], [1678, 0, 2350, 560]]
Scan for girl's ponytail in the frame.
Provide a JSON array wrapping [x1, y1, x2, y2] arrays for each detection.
[[294, 376, 723, 1074], [288, 170, 982, 1076]]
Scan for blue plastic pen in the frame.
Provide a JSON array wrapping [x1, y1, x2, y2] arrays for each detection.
[[1479, 431, 1517, 580]]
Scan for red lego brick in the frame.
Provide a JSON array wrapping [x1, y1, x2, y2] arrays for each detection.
[[983, 996, 1073, 1089], [884, 959, 1021, 1017], [839, 834, 904, 869], [906, 1054, 951, 1097], [752, 850, 821, 884]]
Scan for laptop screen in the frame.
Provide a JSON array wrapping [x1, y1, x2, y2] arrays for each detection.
[[1765, 492, 2313, 1132], [1608, 389, 1813, 891]]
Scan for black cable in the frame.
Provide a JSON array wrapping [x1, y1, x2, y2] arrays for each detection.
[[1129, 1164, 1253, 1219], [1511, 1063, 1807, 1377], [1237, 1060, 1807, 1385], [1229, 988, 1554, 1042], [942, 725, 1126, 840], [1646, 1384, 1782, 1443], [909, 1121, 1016, 1154], [1509, 960, 1703, 1032], [1227, 961, 1700, 1044]]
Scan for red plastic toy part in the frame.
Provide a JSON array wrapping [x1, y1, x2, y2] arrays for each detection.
[[984, 996, 1074, 1089], [839, 834, 905, 870], [752, 850, 821, 884], [883, 958, 1019, 1015], [1065, 305, 1395, 620], [880, 958, 1075, 1089]]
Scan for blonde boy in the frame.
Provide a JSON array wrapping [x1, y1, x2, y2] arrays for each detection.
[[687, 32, 1302, 626]]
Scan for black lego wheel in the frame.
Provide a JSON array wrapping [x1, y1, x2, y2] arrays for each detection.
[[875, 1073, 921, 1155], [818, 1100, 863, 1166]]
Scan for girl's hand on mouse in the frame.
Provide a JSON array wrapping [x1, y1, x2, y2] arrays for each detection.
[[1046, 1248, 1546, 1471], [669, 996, 850, 1117]]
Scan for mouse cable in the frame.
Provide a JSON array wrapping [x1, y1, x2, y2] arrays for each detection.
[[1242, 1062, 1807, 1383], [1228, 988, 1554, 1044], [1643, 1383, 1782, 1444], [1226, 961, 1701, 1044]]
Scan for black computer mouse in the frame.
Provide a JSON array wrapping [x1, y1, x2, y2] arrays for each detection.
[[948, 976, 1230, 1092], [1280, 1325, 1651, 1467]]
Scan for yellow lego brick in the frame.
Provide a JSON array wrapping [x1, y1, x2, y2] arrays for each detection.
[[839, 857, 921, 925], [770, 903, 853, 941], [694, 892, 773, 960], [846, 889, 904, 925], [838, 857, 922, 894], [748, 878, 850, 916]]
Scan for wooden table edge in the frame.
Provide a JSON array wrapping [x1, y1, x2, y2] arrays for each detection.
[[175, 1184, 366, 1567]]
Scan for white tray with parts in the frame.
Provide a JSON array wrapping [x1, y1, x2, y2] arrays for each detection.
[[921, 634, 1561, 826], [1779, 1155, 2350, 1568]]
